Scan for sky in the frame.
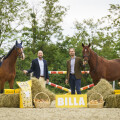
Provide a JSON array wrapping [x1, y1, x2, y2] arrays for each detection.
[[26, 0, 120, 36], [59, 0, 120, 35]]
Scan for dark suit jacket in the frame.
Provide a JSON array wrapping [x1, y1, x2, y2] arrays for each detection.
[[27, 58, 49, 80], [66, 57, 84, 81]]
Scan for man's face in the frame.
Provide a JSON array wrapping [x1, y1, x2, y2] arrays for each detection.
[[38, 51, 43, 58], [69, 49, 75, 57]]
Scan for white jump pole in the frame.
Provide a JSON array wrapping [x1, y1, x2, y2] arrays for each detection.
[[30, 63, 33, 79], [113, 81, 115, 90]]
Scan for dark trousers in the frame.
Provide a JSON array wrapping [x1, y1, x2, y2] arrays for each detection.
[[69, 74, 81, 94]]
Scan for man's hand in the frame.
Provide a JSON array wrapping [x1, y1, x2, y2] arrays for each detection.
[[23, 70, 28, 74], [65, 79, 68, 84], [83, 61, 87, 65], [118, 82, 120, 86], [46, 79, 49, 84]]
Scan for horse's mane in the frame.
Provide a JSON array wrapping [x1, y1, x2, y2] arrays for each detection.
[[90, 49, 99, 58], [3, 46, 15, 60], [90, 49, 107, 61], [113, 59, 120, 62]]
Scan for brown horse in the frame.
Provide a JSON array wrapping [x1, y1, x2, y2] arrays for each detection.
[[82, 43, 120, 85], [0, 41, 25, 93]]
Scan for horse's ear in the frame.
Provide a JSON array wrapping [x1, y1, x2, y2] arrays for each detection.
[[16, 41, 18, 45], [21, 41, 23, 45], [82, 43, 84, 48], [88, 43, 91, 48]]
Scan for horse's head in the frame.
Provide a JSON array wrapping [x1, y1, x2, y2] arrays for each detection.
[[82, 43, 91, 65], [15, 41, 25, 60]]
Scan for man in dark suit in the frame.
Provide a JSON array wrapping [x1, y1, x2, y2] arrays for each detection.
[[23, 50, 49, 87], [66, 48, 84, 94]]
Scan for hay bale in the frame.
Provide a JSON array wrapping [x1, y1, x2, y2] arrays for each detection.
[[87, 78, 114, 102], [0, 94, 4, 107], [0, 94, 19, 108], [31, 77, 55, 102], [50, 100, 56, 108], [38, 77, 46, 88], [105, 94, 120, 108]]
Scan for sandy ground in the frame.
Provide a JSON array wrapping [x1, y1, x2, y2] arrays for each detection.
[[0, 108, 120, 120]]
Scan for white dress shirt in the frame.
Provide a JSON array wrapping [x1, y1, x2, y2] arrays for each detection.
[[38, 58, 44, 76], [70, 56, 76, 74]]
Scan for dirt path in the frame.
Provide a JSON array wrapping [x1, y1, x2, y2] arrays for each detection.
[[0, 108, 120, 120]]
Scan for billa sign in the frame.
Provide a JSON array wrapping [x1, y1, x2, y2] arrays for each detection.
[[56, 94, 87, 108]]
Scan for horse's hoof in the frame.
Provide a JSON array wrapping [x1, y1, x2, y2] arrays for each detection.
[[0, 89, 4, 93]]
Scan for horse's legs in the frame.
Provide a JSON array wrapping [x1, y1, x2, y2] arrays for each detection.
[[0, 81, 5, 93], [9, 79, 14, 89]]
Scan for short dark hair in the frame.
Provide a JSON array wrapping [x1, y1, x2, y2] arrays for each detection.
[[69, 48, 75, 52]]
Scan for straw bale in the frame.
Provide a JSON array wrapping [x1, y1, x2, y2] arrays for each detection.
[[31, 77, 55, 102], [50, 100, 56, 108], [87, 78, 114, 102], [38, 77, 46, 88], [0, 94, 19, 108], [105, 94, 120, 108]]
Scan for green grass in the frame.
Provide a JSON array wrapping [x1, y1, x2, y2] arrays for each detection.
[[4, 82, 19, 89]]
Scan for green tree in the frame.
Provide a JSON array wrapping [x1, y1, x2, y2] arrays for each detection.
[[42, 0, 67, 42], [0, 0, 30, 49], [22, 0, 67, 48]]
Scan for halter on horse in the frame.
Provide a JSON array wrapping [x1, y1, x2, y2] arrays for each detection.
[[82, 43, 120, 85], [0, 41, 25, 93]]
